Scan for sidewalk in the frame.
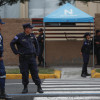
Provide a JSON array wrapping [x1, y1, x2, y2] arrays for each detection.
[[61, 67, 92, 79]]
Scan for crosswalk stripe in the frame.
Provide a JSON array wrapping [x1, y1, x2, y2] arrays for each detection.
[[42, 79, 100, 94], [34, 79, 100, 100], [43, 88, 100, 91], [41, 85, 100, 88], [34, 97, 100, 100], [42, 83, 100, 85]]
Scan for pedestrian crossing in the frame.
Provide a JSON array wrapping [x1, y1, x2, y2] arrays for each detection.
[[34, 79, 100, 100]]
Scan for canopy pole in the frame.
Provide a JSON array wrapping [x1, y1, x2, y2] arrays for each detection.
[[90, 22, 92, 70], [43, 22, 46, 68], [92, 21, 95, 69]]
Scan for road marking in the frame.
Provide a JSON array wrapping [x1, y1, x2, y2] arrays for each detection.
[[6, 83, 35, 85]]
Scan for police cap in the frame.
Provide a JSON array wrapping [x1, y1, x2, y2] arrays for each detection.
[[96, 30, 100, 34], [84, 32, 91, 38], [23, 23, 33, 29], [38, 28, 43, 32]]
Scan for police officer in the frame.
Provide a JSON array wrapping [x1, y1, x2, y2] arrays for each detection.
[[81, 32, 92, 77], [94, 30, 100, 65], [10, 23, 43, 93], [37, 28, 45, 66], [0, 19, 11, 99]]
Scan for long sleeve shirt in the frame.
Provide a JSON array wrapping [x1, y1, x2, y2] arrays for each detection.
[[10, 32, 39, 56], [0, 33, 3, 57], [81, 39, 92, 54]]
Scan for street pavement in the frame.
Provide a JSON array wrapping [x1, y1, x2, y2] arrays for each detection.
[[3, 67, 100, 100]]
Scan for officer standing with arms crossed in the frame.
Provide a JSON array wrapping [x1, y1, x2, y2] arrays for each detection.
[[10, 23, 43, 93], [0, 19, 11, 99]]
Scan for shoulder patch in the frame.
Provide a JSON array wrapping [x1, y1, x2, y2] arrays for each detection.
[[0, 35, 2, 39], [84, 42, 87, 45], [14, 36, 18, 40], [0, 35, 2, 42]]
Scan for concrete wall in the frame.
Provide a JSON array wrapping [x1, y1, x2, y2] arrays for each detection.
[[76, 1, 100, 17], [45, 41, 83, 66], [95, 13, 100, 30], [2, 18, 31, 65], [45, 41, 93, 66]]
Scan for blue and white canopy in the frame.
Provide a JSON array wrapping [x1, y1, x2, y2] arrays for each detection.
[[43, 3, 94, 23]]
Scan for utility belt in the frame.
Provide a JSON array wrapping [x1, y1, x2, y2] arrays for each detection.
[[20, 53, 36, 58]]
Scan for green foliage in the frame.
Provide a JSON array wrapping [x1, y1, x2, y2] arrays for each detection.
[[59, 0, 100, 6], [6, 67, 54, 74], [96, 69, 100, 73], [0, 0, 29, 6]]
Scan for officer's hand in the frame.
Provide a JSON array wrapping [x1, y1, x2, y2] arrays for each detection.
[[96, 42, 100, 44], [0, 57, 3, 60], [17, 54, 20, 56], [80, 52, 82, 55]]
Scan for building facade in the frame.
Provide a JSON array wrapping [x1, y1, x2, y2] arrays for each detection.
[[0, 0, 100, 18]]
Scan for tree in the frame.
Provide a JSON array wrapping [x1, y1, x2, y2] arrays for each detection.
[[59, 0, 100, 6], [0, 0, 29, 6]]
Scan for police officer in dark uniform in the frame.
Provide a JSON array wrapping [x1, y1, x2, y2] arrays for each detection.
[[0, 19, 11, 99], [81, 32, 92, 77], [94, 30, 100, 65], [10, 23, 43, 93], [37, 28, 45, 66]]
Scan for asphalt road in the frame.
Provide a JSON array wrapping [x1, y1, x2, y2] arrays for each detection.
[[3, 78, 100, 100], [5, 79, 44, 100]]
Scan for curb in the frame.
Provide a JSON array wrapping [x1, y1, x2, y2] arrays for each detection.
[[6, 70, 61, 79], [91, 69, 100, 78]]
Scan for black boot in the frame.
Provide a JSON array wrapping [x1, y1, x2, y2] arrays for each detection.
[[37, 85, 43, 93], [0, 88, 11, 99], [81, 73, 86, 77], [81, 72, 86, 78], [86, 72, 91, 76], [22, 85, 28, 94]]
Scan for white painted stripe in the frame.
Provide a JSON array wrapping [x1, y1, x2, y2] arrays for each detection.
[[42, 85, 100, 87], [43, 88, 100, 91], [44, 79, 100, 81], [0, 75, 6, 78], [44, 80, 100, 82], [34, 97, 100, 100], [42, 83, 100, 85], [44, 91, 100, 93], [6, 83, 35, 85], [43, 81, 100, 83]]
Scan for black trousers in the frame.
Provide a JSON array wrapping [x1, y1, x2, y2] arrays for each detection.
[[19, 55, 41, 86], [0, 60, 6, 90], [38, 45, 44, 64], [96, 48, 100, 64], [82, 53, 89, 74]]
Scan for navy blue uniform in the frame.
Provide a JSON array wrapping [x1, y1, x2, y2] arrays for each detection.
[[81, 39, 92, 74], [94, 36, 100, 65], [37, 33, 44, 65], [0, 33, 6, 90], [10, 32, 41, 86]]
